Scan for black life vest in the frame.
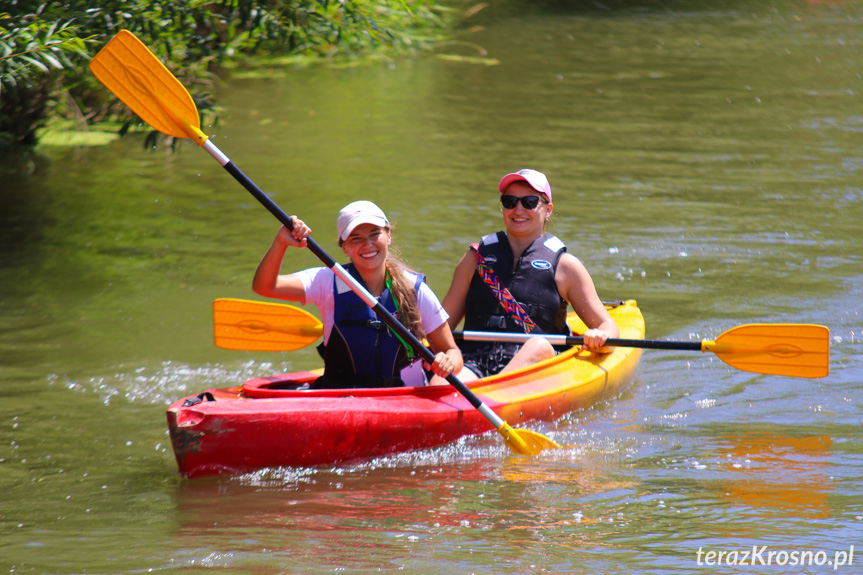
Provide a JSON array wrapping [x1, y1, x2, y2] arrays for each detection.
[[463, 231, 569, 335], [313, 264, 424, 389]]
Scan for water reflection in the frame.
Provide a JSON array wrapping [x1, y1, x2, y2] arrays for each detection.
[[170, 450, 633, 572], [175, 462, 495, 532], [717, 431, 832, 519]]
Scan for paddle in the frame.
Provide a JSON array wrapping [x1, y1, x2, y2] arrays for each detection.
[[211, 298, 830, 379], [213, 298, 323, 352], [457, 326, 829, 379], [90, 31, 559, 456]]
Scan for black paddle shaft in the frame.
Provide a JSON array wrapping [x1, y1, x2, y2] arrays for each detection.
[[608, 338, 702, 351], [221, 162, 484, 408], [222, 162, 338, 268], [453, 331, 704, 352]]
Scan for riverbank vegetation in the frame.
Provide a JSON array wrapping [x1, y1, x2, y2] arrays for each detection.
[[1, 0, 457, 151]]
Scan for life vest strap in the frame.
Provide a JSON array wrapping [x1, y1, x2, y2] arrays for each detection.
[[470, 242, 537, 334]]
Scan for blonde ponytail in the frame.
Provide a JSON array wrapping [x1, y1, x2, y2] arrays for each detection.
[[385, 255, 424, 341]]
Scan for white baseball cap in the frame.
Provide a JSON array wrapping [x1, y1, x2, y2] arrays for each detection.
[[498, 168, 552, 201], [337, 200, 389, 241]]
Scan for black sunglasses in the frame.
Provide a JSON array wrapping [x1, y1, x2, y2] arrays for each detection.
[[500, 195, 547, 210]]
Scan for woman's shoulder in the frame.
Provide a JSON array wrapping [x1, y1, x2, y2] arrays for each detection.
[[295, 266, 332, 280], [540, 232, 566, 253], [555, 252, 591, 279], [417, 281, 448, 322], [399, 267, 425, 285], [294, 266, 334, 293], [416, 280, 438, 300]]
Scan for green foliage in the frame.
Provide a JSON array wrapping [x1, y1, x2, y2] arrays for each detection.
[[0, 10, 93, 147], [0, 1, 453, 151]]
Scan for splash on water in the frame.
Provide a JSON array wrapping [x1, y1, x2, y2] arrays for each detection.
[[47, 359, 293, 406]]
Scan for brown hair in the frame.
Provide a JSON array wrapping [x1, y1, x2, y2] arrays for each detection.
[[385, 255, 424, 341], [339, 224, 424, 341]]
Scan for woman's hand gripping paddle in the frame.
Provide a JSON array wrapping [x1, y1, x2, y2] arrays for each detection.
[[90, 31, 559, 456]]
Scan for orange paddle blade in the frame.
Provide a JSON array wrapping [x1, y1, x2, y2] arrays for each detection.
[[707, 324, 830, 379], [89, 30, 207, 143], [213, 298, 323, 352], [498, 423, 562, 455]]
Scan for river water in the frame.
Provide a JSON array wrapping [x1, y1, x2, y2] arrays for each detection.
[[2, 1, 862, 573]]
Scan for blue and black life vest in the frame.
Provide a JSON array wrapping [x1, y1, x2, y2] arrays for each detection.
[[463, 231, 569, 335], [314, 264, 425, 389]]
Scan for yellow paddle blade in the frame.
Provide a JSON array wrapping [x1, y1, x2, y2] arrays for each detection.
[[213, 298, 323, 352], [497, 422, 561, 455], [707, 323, 830, 379], [89, 30, 207, 144]]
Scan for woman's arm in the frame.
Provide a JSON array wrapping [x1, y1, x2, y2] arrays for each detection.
[[426, 322, 464, 377], [441, 249, 476, 331], [425, 322, 463, 382], [252, 218, 311, 302], [556, 253, 619, 351]]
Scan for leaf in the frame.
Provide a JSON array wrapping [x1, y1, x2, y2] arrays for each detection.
[[41, 52, 64, 69], [20, 54, 50, 72]]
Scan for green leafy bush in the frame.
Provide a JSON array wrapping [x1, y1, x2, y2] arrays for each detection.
[[0, 1, 452, 151], [0, 10, 92, 147]]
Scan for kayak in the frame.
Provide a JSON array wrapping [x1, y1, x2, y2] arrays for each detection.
[[167, 300, 645, 478]]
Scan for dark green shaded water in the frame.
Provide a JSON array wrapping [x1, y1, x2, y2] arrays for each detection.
[[2, 1, 862, 573]]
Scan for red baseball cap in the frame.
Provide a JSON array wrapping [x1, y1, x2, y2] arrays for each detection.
[[498, 169, 552, 201]]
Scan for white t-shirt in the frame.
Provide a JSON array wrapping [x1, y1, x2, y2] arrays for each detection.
[[294, 266, 449, 345]]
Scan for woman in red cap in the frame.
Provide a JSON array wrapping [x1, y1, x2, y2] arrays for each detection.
[[442, 169, 619, 381], [253, 200, 462, 388]]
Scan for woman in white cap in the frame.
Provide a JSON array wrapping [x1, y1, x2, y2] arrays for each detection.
[[253, 200, 462, 388], [442, 169, 619, 381]]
